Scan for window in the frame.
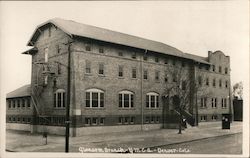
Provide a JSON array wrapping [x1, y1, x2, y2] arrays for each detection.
[[118, 117, 123, 124], [151, 116, 155, 123], [155, 71, 160, 81], [164, 73, 168, 83], [146, 92, 159, 108], [130, 117, 135, 124], [212, 98, 217, 108], [131, 52, 136, 59], [143, 56, 148, 61], [212, 65, 215, 72], [225, 68, 228, 74], [22, 99, 25, 107], [181, 61, 185, 67], [212, 115, 217, 121], [27, 118, 31, 123], [17, 99, 20, 108], [85, 88, 104, 108], [58, 64, 61, 75], [155, 57, 159, 63], [27, 98, 30, 108], [85, 118, 91, 125], [100, 118, 105, 125], [206, 78, 209, 86], [145, 116, 150, 123], [225, 81, 228, 88], [85, 61, 91, 74], [124, 117, 129, 124], [8, 100, 11, 109], [198, 76, 202, 85], [172, 59, 176, 66], [212, 98, 215, 108], [85, 42, 91, 51], [200, 115, 207, 121], [44, 47, 48, 63], [118, 66, 123, 77], [156, 116, 160, 123], [132, 68, 137, 78], [92, 118, 98, 125], [119, 90, 134, 108], [99, 47, 104, 53], [219, 79, 222, 87], [54, 89, 66, 108], [143, 70, 148, 80], [164, 58, 168, 64], [182, 81, 186, 90], [201, 98, 207, 108], [57, 45, 61, 54], [219, 66, 222, 73], [199, 64, 202, 69], [224, 98, 227, 108], [118, 52, 123, 56], [13, 100, 16, 108], [98, 63, 104, 75], [213, 79, 216, 87]]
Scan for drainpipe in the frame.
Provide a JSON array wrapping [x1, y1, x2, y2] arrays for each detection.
[[141, 49, 147, 131]]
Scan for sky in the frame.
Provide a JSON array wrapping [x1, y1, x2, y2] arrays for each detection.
[[0, 1, 249, 95]]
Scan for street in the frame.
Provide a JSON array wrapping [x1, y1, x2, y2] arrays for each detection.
[[5, 122, 242, 154], [153, 133, 242, 154]]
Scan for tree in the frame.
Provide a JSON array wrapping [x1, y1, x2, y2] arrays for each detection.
[[163, 62, 210, 133], [232, 82, 243, 100]]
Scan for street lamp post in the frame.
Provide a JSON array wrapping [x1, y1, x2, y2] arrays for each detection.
[[65, 41, 72, 152]]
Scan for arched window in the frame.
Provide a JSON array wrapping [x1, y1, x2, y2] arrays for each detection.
[[86, 88, 104, 108], [146, 92, 159, 108], [118, 90, 134, 108], [54, 89, 66, 108]]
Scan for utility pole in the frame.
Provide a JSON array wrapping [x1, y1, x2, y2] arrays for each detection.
[[65, 41, 72, 152]]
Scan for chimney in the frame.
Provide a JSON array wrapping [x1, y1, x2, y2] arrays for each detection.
[[208, 51, 213, 62]]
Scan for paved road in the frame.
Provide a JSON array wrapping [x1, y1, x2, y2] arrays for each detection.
[[152, 133, 242, 154]]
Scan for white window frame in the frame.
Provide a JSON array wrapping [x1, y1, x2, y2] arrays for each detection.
[[54, 89, 66, 108], [119, 90, 134, 108], [146, 92, 159, 109], [86, 88, 104, 108], [201, 98, 207, 108]]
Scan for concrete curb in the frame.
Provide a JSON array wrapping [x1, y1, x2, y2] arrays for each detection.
[[148, 132, 242, 149]]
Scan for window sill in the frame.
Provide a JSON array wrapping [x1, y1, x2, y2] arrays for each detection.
[[85, 107, 105, 110], [118, 108, 136, 110], [118, 77, 124, 79], [85, 73, 92, 76], [98, 74, 106, 77], [145, 108, 160, 110], [54, 108, 66, 110]]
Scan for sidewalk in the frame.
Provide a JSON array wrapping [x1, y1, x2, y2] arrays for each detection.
[[6, 121, 242, 152]]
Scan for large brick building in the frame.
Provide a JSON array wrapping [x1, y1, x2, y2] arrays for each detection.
[[6, 18, 232, 136]]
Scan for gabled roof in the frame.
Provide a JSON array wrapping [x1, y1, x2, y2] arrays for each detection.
[[184, 53, 210, 65], [27, 18, 209, 64], [6, 84, 31, 98]]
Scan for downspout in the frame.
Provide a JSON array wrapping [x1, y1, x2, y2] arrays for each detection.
[[141, 49, 147, 131]]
